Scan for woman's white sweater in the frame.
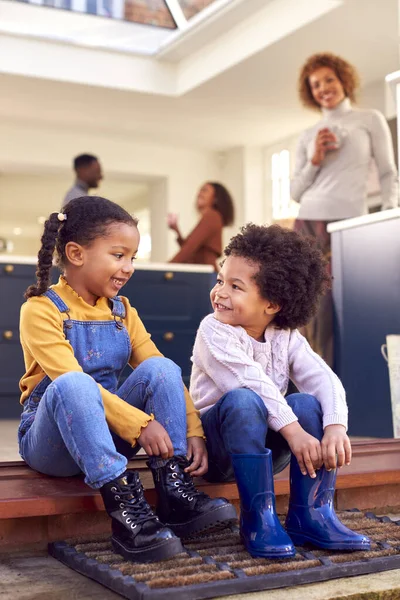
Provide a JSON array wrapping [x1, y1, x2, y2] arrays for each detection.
[[291, 98, 398, 220]]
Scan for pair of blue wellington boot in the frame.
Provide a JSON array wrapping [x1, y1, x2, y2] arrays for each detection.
[[231, 451, 371, 558]]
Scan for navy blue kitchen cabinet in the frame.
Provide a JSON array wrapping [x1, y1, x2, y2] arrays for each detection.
[[329, 211, 400, 437], [0, 262, 215, 418], [0, 263, 39, 418]]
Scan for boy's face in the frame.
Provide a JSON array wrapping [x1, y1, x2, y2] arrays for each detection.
[[210, 255, 280, 341]]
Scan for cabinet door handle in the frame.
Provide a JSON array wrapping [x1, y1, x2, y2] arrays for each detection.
[[3, 330, 13, 340], [164, 272, 174, 281], [4, 265, 14, 274], [163, 332, 174, 342]]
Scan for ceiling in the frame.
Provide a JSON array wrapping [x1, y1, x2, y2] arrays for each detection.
[[0, 0, 230, 55]]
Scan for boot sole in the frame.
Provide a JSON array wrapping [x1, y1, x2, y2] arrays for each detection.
[[287, 531, 371, 551], [243, 544, 296, 559], [240, 533, 296, 559], [166, 504, 238, 538], [111, 535, 184, 563]]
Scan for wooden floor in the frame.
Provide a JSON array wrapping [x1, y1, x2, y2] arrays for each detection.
[[0, 420, 20, 462]]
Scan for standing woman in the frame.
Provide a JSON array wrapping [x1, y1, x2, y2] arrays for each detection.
[[167, 182, 235, 271], [291, 52, 398, 367]]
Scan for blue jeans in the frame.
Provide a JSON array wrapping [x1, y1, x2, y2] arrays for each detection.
[[19, 357, 187, 489], [201, 389, 323, 482]]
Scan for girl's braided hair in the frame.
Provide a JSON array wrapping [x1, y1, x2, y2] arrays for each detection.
[[25, 196, 137, 299]]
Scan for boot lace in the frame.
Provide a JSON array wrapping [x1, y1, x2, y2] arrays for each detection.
[[168, 457, 208, 503], [111, 476, 158, 530]]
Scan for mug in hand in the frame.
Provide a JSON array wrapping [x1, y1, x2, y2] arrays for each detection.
[[326, 124, 347, 151]]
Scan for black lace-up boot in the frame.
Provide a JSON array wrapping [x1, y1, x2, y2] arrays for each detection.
[[100, 470, 183, 562], [149, 456, 237, 537]]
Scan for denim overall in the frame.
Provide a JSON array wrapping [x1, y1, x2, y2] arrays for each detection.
[[18, 289, 187, 489]]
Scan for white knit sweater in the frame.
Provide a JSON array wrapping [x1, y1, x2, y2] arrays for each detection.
[[190, 314, 348, 432], [291, 98, 398, 220]]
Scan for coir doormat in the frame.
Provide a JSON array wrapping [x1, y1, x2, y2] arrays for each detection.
[[48, 511, 400, 600]]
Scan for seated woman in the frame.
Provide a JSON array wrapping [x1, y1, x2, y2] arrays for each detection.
[[167, 182, 235, 271]]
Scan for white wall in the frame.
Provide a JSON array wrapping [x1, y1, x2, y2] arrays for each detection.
[[0, 171, 150, 255], [220, 146, 267, 243], [219, 147, 245, 246], [359, 78, 397, 120], [0, 120, 221, 260]]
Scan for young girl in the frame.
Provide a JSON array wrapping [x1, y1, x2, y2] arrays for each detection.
[[18, 196, 236, 563], [190, 223, 371, 559]]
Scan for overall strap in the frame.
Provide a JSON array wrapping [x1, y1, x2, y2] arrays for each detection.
[[44, 289, 70, 314], [109, 296, 126, 319]]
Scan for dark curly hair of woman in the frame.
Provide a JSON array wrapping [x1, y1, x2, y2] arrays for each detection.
[[298, 52, 360, 111], [224, 223, 331, 330], [25, 196, 138, 299]]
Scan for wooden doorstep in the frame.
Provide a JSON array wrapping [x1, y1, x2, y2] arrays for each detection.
[[0, 439, 399, 550], [0, 439, 400, 521]]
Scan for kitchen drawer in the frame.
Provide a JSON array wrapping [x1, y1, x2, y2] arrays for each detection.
[[0, 394, 22, 419], [0, 328, 24, 418], [123, 270, 215, 329], [0, 330, 24, 395], [0, 264, 59, 329], [149, 329, 197, 379], [0, 264, 37, 328]]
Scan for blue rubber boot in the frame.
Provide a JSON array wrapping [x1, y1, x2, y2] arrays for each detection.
[[285, 458, 371, 551], [231, 452, 295, 558]]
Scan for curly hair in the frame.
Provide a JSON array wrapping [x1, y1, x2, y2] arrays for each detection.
[[224, 223, 331, 330], [208, 182, 235, 226], [298, 52, 360, 111], [25, 196, 138, 299]]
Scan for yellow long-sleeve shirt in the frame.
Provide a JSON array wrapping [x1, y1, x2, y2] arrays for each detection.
[[19, 276, 204, 446]]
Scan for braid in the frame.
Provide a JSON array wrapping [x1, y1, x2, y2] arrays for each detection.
[[24, 214, 61, 299]]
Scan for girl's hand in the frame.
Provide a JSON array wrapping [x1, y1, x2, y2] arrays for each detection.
[[321, 424, 351, 471], [280, 422, 323, 478], [138, 420, 173, 459], [185, 436, 208, 477], [167, 213, 179, 232], [311, 128, 339, 166]]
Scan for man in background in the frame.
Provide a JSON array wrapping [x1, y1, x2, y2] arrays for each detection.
[[62, 154, 103, 208]]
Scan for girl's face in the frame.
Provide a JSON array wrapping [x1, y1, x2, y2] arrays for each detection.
[[65, 222, 139, 306], [196, 183, 215, 212], [308, 66, 345, 110], [210, 255, 280, 341]]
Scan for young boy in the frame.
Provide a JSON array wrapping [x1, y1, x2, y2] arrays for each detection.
[[190, 224, 370, 558]]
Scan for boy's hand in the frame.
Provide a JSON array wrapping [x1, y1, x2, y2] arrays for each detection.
[[280, 422, 322, 478], [138, 420, 173, 459], [321, 424, 351, 470], [185, 437, 208, 477]]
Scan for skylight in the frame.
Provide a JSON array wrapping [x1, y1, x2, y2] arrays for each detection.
[[2, 0, 230, 55], [10, 0, 221, 26]]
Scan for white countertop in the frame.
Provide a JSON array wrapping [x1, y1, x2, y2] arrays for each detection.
[[0, 257, 214, 273], [327, 208, 400, 233]]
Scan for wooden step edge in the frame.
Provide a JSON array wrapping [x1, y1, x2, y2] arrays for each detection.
[[1, 438, 399, 474], [1, 469, 400, 521], [0, 458, 148, 480]]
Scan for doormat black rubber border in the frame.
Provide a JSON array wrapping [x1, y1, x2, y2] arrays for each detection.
[[48, 510, 400, 600]]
